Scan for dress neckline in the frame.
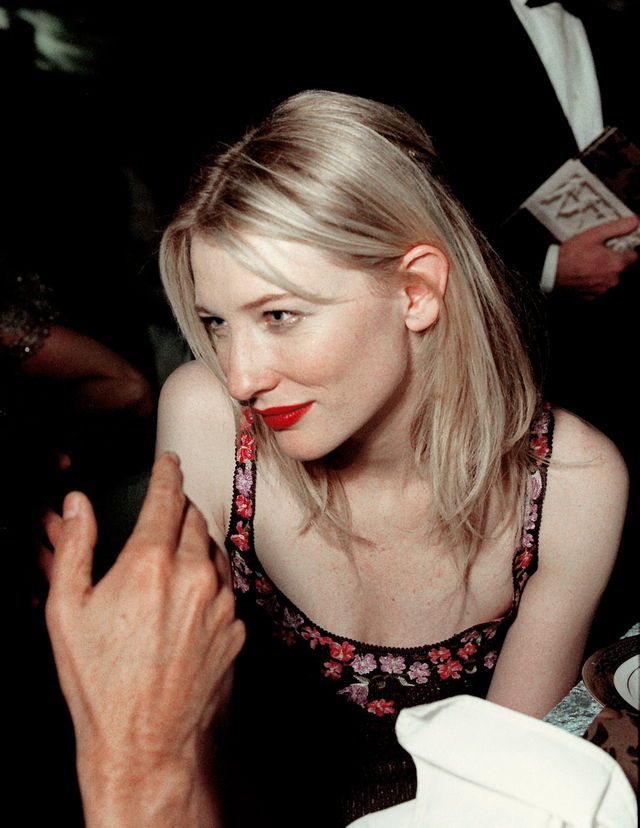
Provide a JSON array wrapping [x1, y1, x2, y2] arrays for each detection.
[[225, 405, 554, 654]]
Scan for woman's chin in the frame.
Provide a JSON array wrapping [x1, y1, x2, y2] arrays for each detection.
[[271, 430, 334, 463]]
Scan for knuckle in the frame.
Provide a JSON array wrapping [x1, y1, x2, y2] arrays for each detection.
[[215, 585, 237, 621], [135, 539, 173, 560], [150, 474, 182, 501], [232, 618, 247, 650], [150, 456, 184, 487], [202, 582, 236, 628], [44, 590, 71, 634], [185, 559, 218, 595], [186, 501, 208, 533], [127, 548, 174, 594], [44, 592, 61, 627]]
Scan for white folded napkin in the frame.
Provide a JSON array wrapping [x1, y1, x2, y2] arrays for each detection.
[[348, 696, 637, 828]]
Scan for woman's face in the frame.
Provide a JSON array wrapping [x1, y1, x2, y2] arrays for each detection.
[[191, 234, 419, 463]]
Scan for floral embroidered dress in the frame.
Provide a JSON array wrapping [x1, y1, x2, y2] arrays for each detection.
[[220, 407, 554, 827]]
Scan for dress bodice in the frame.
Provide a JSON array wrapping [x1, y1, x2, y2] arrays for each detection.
[[220, 405, 555, 827]]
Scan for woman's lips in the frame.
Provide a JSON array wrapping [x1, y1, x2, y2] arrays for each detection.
[[252, 402, 314, 430]]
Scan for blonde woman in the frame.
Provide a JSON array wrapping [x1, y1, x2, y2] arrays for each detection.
[[46, 91, 627, 827]]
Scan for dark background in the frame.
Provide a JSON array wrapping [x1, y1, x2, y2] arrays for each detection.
[[2, 2, 637, 823]]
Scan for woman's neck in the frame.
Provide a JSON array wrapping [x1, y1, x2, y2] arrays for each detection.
[[327, 374, 423, 490]]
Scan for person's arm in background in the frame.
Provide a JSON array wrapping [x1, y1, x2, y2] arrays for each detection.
[[42, 453, 245, 827], [18, 323, 154, 417], [491, 213, 639, 299]]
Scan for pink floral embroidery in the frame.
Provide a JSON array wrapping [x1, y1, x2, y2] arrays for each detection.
[[484, 651, 498, 669], [234, 467, 253, 496], [338, 684, 369, 707], [323, 661, 344, 680], [407, 662, 431, 683], [524, 501, 538, 531], [437, 659, 463, 679], [457, 643, 477, 660], [483, 625, 498, 640], [230, 521, 249, 552], [328, 641, 357, 663], [232, 570, 250, 593], [231, 552, 251, 592], [531, 470, 542, 500], [428, 647, 451, 664], [283, 608, 305, 629], [531, 410, 549, 434], [367, 699, 396, 717], [379, 655, 406, 674], [235, 494, 253, 519], [236, 433, 256, 463], [461, 629, 481, 644], [352, 653, 377, 675]]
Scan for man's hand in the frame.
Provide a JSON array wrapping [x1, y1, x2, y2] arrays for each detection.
[[556, 216, 639, 298], [43, 452, 244, 826]]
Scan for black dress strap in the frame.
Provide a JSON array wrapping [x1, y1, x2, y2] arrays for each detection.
[[511, 403, 555, 600]]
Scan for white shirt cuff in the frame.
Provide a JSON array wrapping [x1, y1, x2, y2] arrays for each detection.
[[540, 244, 559, 293]]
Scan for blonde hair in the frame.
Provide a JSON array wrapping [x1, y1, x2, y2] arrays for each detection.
[[160, 90, 540, 565]]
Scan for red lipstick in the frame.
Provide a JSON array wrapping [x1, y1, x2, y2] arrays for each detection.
[[252, 402, 314, 430]]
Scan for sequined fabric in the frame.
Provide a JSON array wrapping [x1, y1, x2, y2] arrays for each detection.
[[0, 270, 60, 366]]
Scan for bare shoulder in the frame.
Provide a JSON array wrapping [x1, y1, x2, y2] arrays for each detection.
[[548, 407, 628, 498], [540, 407, 629, 576], [156, 360, 237, 547], [158, 359, 234, 424]]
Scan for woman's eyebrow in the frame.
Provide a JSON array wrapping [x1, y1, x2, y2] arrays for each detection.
[[241, 292, 297, 310], [195, 292, 297, 315]]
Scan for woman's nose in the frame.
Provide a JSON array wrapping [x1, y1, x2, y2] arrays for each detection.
[[223, 333, 278, 403]]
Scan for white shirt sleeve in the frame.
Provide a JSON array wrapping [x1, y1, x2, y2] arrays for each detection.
[[540, 244, 560, 294]]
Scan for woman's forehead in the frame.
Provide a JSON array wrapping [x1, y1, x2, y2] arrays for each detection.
[[190, 234, 371, 310]]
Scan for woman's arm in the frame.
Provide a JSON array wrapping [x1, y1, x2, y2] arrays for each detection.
[[155, 359, 237, 554], [487, 408, 628, 718]]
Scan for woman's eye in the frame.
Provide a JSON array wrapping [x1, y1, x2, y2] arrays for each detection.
[[202, 317, 227, 337], [264, 310, 300, 328]]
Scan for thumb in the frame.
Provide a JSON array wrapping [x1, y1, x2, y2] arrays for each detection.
[[583, 215, 639, 244], [48, 491, 98, 603]]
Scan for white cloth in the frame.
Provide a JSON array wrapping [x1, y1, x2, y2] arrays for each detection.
[[348, 696, 637, 828]]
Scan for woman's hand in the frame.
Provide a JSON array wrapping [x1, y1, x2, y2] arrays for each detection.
[[43, 452, 245, 827]]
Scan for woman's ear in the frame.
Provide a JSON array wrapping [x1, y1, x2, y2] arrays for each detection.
[[400, 244, 449, 332]]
